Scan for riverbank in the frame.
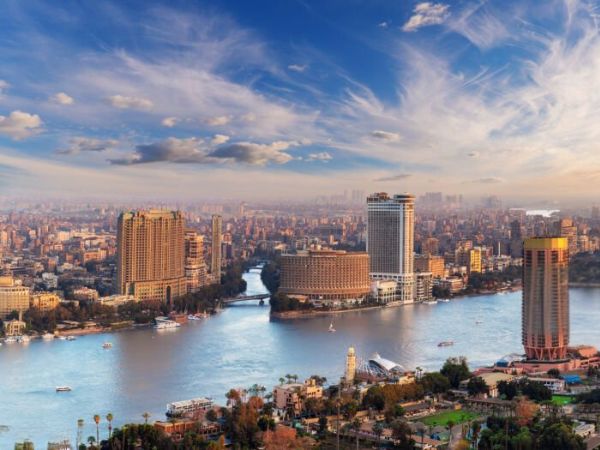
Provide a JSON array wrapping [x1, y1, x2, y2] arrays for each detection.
[[570, 282, 600, 288]]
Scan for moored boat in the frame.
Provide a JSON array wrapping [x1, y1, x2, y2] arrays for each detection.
[[438, 341, 454, 347], [56, 386, 72, 392]]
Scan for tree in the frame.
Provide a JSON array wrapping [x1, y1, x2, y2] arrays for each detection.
[[538, 423, 585, 450], [440, 357, 471, 388], [87, 436, 96, 448], [372, 422, 384, 443], [93, 414, 101, 445], [390, 420, 414, 449], [420, 372, 451, 394], [76, 418, 84, 448], [515, 397, 539, 427], [521, 380, 552, 402], [106, 412, 114, 439], [547, 368, 561, 378], [467, 376, 489, 396], [142, 412, 151, 425], [362, 385, 385, 411], [497, 380, 518, 400]]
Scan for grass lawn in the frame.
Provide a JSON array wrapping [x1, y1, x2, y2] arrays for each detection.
[[551, 395, 574, 406], [421, 410, 478, 427]]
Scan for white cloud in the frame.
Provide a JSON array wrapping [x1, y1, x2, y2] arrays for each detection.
[[56, 137, 118, 155], [205, 115, 232, 126], [0, 110, 43, 140], [208, 140, 299, 165], [211, 134, 230, 145], [161, 116, 179, 127], [378, 22, 389, 28], [110, 137, 208, 165], [402, 2, 450, 32], [107, 94, 153, 110], [288, 64, 307, 72], [448, 3, 510, 50], [0, 80, 9, 94], [50, 92, 74, 105], [306, 152, 332, 162], [370, 130, 401, 142]]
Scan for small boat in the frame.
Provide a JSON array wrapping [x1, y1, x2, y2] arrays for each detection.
[[475, 320, 483, 325], [17, 335, 31, 343], [328, 321, 336, 333], [42, 333, 55, 341], [4, 336, 17, 344], [423, 300, 438, 305], [439, 298, 450, 303], [154, 317, 181, 329], [56, 386, 72, 392], [102, 342, 113, 349], [57, 335, 67, 341], [438, 341, 454, 347], [187, 314, 201, 321], [66, 336, 76, 341]]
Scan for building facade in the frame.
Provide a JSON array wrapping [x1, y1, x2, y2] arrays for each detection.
[[211, 215, 222, 283], [116, 210, 186, 304], [367, 192, 415, 302], [279, 249, 370, 302], [522, 237, 569, 361], [414, 254, 445, 278], [30, 292, 61, 311], [184, 230, 208, 293], [0, 276, 30, 319]]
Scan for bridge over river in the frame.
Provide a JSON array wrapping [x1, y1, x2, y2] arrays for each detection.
[[222, 293, 270, 305]]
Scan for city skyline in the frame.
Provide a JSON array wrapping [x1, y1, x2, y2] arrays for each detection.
[[2, 0, 600, 202]]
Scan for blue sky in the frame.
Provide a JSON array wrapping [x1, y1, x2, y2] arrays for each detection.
[[1, 0, 600, 201]]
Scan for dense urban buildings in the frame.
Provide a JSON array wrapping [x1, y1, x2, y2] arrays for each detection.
[[522, 237, 570, 361], [211, 215, 222, 283], [367, 193, 415, 303], [116, 210, 186, 303], [184, 230, 208, 293], [279, 249, 370, 303]]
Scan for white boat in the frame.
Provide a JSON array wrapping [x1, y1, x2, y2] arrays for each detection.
[[42, 333, 55, 341], [102, 342, 113, 349], [56, 386, 72, 392], [57, 336, 67, 341], [438, 341, 454, 347], [328, 321, 336, 333], [423, 300, 438, 305], [66, 336, 76, 341], [4, 336, 17, 344], [17, 335, 31, 343], [154, 316, 181, 329], [439, 298, 450, 303], [187, 314, 201, 321]]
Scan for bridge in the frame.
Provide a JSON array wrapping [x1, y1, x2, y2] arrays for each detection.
[[222, 294, 270, 305]]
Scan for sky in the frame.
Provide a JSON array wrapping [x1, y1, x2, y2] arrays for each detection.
[[1, 0, 600, 202]]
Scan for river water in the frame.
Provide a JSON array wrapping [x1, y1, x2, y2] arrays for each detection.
[[1, 267, 600, 447]]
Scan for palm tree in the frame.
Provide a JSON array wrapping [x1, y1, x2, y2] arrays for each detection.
[[292, 374, 299, 383], [142, 412, 151, 425], [87, 436, 96, 448], [279, 377, 285, 386], [106, 412, 114, 439], [93, 414, 101, 445], [76, 419, 84, 448]]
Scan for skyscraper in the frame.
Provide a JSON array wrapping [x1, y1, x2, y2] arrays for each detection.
[[184, 230, 207, 293], [522, 237, 569, 361], [367, 192, 415, 302], [211, 215, 222, 283], [116, 210, 186, 304]]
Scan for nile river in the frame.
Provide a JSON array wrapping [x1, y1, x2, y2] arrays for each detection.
[[1, 268, 600, 446]]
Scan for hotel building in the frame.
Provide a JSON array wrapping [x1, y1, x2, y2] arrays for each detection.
[[279, 249, 370, 303], [522, 237, 569, 361], [211, 215, 222, 283], [116, 210, 186, 304], [0, 276, 30, 319], [184, 230, 208, 293], [367, 193, 415, 302]]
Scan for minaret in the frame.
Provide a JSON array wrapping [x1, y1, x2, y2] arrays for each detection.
[[345, 347, 356, 383]]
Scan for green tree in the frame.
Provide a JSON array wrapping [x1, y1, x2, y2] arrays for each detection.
[[467, 376, 489, 396], [538, 423, 585, 450], [440, 357, 471, 388], [419, 372, 451, 394], [93, 414, 100, 445]]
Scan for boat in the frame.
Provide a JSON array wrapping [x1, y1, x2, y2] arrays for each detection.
[[187, 314, 201, 321], [475, 320, 483, 325], [423, 300, 438, 305], [57, 336, 67, 341], [4, 336, 17, 344], [154, 316, 181, 330], [438, 341, 454, 347], [102, 342, 113, 349], [17, 335, 31, 343], [439, 298, 450, 303], [56, 386, 72, 392], [42, 333, 55, 341], [328, 321, 336, 333], [66, 336, 76, 341]]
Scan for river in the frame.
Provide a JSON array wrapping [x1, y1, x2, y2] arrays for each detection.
[[1, 267, 600, 447]]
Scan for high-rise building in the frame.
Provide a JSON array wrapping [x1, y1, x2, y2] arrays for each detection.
[[116, 210, 186, 304], [0, 276, 30, 319], [345, 347, 356, 384], [367, 193, 415, 303], [184, 230, 207, 293], [211, 215, 222, 283], [555, 218, 578, 256], [522, 237, 569, 361]]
